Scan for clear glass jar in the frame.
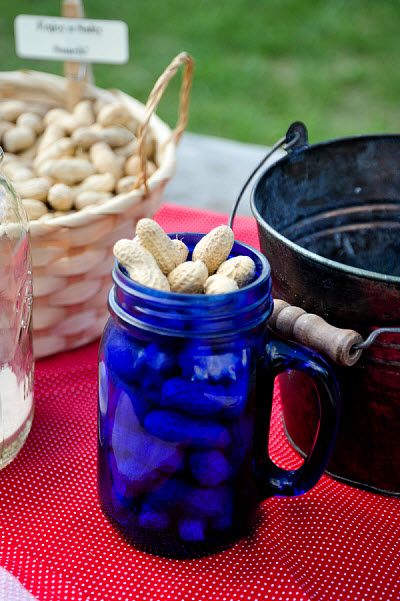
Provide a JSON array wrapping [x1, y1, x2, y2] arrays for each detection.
[[98, 233, 340, 558], [0, 149, 34, 469]]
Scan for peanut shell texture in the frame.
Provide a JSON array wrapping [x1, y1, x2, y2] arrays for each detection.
[[192, 225, 235, 275]]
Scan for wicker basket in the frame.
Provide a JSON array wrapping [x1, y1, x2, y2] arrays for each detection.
[[0, 53, 194, 359]]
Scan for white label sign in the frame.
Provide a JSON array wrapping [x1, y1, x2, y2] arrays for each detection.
[[14, 15, 129, 64]]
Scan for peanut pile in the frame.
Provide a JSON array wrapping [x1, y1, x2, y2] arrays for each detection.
[[0, 98, 157, 221], [113, 218, 256, 295]]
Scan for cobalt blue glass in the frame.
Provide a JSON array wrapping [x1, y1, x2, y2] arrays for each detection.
[[97, 233, 340, 558]]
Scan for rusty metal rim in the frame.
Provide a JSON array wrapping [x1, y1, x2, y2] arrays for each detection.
[[250, 132, 400, 286]]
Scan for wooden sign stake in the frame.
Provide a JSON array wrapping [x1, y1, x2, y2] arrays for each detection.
[[61, 0, 93, 110]]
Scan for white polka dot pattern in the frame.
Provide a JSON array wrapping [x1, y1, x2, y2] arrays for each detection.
[[0, 204, 399, 601]]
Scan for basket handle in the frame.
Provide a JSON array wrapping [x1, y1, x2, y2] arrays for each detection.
[[134, 52, 195, 194]]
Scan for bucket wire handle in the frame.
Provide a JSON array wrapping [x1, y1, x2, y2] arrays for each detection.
[[230, 121, 310, 228], [228, 134, 296, 229], [353, 328, 400, 350]]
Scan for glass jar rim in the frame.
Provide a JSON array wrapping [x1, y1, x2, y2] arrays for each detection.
[[109, 233, 273, 337], [114, 234, 270, 299]]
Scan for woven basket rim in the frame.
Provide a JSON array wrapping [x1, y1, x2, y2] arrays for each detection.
[[0, 70, 177, 235]]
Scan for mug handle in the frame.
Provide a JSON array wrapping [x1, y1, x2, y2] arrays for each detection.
[[253, 333, 341, 498]]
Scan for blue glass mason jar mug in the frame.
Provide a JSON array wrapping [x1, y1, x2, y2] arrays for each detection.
[[98, 233, 340, 558]]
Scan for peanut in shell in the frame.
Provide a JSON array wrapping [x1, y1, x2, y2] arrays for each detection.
[[192, 225, 235, 275], [168, 260, 208, 294], [113, 238, 170, 292], [204, 274, 239, 295], [136, 218, 183, 275], [216, 255, 256, 288]]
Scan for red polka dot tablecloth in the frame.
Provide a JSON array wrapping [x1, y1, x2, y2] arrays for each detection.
[[1, 203, 399, 601]]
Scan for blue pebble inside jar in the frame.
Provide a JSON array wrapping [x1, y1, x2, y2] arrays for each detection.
[[97, 232, 340, 558]]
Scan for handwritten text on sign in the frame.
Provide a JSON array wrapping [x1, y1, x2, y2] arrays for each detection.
[[14, 15, 129, 64]]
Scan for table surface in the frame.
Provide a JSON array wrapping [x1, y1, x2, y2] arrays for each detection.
[[1, 203, 399, 601], [163, 132, 283, 216]]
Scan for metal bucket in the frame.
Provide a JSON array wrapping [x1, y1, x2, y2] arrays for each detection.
[[250, 123, 400, 496]]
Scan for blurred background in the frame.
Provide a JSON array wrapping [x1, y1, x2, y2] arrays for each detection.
[[0, 0, 399, 148]]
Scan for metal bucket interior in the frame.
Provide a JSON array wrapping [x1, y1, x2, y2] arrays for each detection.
[[251, 128, 400, 328], [257, 137, 400, 276], [250, 125, 400, 496]]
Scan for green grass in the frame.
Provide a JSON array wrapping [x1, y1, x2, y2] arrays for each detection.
[[0, 1, 399, 146]]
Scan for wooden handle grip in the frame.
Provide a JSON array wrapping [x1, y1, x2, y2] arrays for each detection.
[[269, 299, 363, 366]]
